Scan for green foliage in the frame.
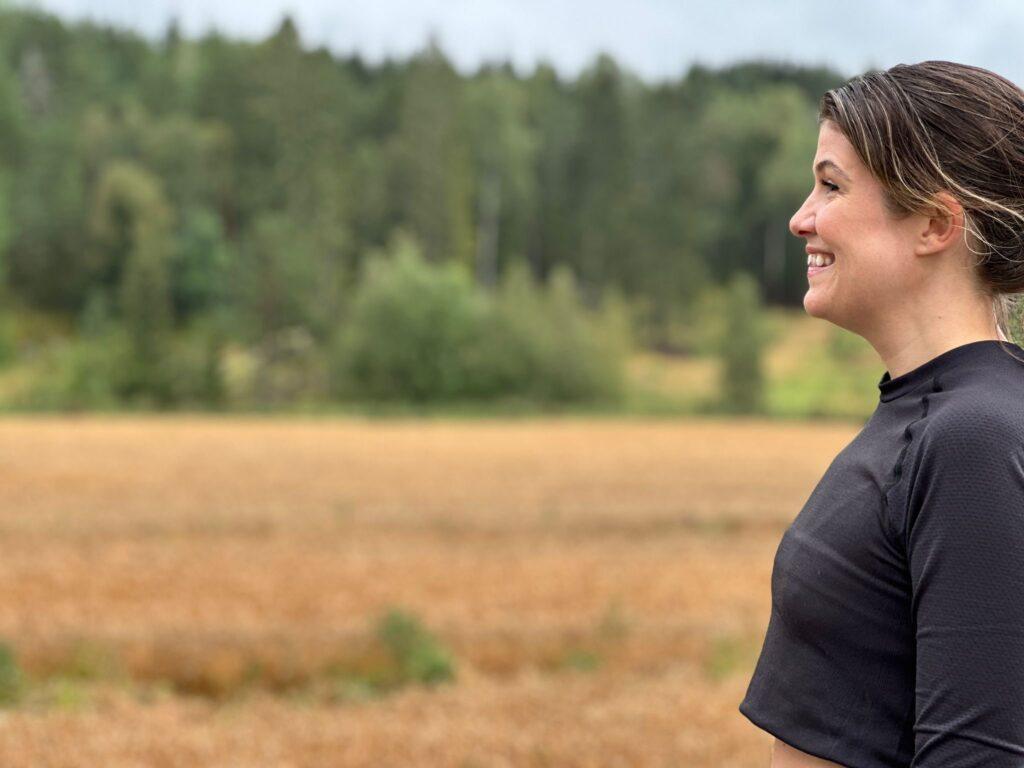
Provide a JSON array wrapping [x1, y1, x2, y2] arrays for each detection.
[[0, 6, 860, 412], [464, 70, 537, 287], [558, 648, 601, 672], [164, 319, 229, 407], [394, 40, 474, 269], [715, 271, 769, 414], [330, 233, 486, 402], [6, 123, 90, 310], [331, 238, 629, 405], [1004, 295, 1024, 349], [485, 261, 630, 403], [574, 55, 636, 292], [92, 160, 176, 404], [58, 639, 125, 682], [233, 213, 324, 342], [0, 641, 24, 706], [687, 283, 729, 355], [13, 311, 228, 411], [703, 633, 757, 682], [249, 326, 325, 407], [768, 331, 879, 420], [0, 310, 15, 369], [14, 332, 125, 411], [826, 324, 868, 363], [375, 608, 455, 687], [40, 678, 89, 711], [171, 207, 232, 316]]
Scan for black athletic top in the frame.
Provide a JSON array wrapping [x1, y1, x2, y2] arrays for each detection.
[[739, 339, 1024, 768]]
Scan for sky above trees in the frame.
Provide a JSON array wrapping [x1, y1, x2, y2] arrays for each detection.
[[15, 0, 1024, 85]]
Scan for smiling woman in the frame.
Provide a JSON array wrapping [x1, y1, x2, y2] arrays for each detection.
[[739, 61, 1024, 768]]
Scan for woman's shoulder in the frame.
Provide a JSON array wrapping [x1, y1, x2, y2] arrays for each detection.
[[927, 347, 1024, 437], [912, 385, 1024, 476]]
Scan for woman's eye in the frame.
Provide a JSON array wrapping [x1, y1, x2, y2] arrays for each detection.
[[819, 180, 839, 192]]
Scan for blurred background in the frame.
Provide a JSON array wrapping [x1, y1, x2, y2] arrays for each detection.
[[0, 1, 1019, 765]]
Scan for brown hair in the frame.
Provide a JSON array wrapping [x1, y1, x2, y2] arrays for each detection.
[[818, 60, 1024, 351]]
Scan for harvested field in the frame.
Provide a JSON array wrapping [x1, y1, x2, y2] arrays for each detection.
[[0, 415, 861, 766]]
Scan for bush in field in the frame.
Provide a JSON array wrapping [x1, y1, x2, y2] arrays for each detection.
[[16, 300, 228, 411], [16, 331, 126, 411], [163, 320, 229, 408], [477, 260, 629, 403], [0, 641, 24, 706], [330, 234, 486, 402], [330, 235, 630, 405], [716, 271, 768, 414], [543, 267, 631, 401], [0, 311, 14, 369], [376, 608, 455, 687]]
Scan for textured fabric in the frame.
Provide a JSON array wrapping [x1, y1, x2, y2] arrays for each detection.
[[738, 339, 1024, 768]]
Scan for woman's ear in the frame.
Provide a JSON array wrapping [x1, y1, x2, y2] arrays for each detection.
[[916, 191, 965, 256]]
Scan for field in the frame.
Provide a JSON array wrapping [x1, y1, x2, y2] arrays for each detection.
[[0, 414, 862, 766]]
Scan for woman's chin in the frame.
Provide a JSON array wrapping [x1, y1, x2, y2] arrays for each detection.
[[802, 290, 832, 319]]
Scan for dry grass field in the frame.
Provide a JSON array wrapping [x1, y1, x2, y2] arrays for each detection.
[[0, 414, 862, 767]]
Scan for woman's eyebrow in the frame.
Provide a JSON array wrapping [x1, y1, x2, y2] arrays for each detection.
[[814, 159, 851, 181]]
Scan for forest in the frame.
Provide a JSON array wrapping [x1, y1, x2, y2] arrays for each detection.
[[0, 8, 849, 410]]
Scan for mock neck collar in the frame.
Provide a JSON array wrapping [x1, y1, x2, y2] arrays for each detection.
[[877, 339, 1023, 402]]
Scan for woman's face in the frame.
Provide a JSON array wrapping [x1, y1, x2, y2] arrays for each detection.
[[789, 120, 922, 335]]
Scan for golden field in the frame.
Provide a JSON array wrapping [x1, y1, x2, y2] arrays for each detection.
[[0, 415, 861, 767]]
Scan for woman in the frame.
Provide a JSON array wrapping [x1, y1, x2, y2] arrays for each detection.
[[739, 61, 1024, 767]]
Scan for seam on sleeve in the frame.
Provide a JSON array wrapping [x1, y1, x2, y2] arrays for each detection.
[[880, 374, 943, 547]]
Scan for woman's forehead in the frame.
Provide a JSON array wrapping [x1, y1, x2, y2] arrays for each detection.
[[814, 123, 858, 177]]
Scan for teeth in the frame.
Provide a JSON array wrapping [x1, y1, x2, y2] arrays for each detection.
[[807, 253, 835, 267]]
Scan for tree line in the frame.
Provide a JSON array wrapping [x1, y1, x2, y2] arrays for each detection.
[[0, 9, 845, 408]]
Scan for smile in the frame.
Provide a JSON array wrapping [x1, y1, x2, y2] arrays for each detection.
[[807, 252, 834, 278]]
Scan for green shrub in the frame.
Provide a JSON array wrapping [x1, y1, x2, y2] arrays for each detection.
[[376, 608, 455, 687], [58, 639, 124, 682], [247, 326, 325, 408], [164, 320, 230, 408], [0, 311, 15, 369], [689, 283, 729, 355], [0, 641, 24, 706], [330, 236, 631, 406], [716, 271, 769, 414], [559, 648, 601, 672], [703, 633, 758, 681], [529, 265, 628, 403], [14, 332, 126, 411], [330, 234, 487, 402]]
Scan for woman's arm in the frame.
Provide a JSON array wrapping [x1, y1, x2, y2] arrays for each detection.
[[901, 412, 1024, 764]]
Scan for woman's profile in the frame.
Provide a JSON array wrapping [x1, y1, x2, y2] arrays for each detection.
[[739, 61, 1024, 767]]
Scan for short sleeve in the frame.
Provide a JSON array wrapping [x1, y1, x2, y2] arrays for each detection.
[[904, 413, 1024, 765]]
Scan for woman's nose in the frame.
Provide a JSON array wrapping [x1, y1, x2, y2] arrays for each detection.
[[789, 197, 815, 239]]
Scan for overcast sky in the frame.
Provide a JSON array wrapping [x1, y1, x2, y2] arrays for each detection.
[[13, 0, 1024, 85]]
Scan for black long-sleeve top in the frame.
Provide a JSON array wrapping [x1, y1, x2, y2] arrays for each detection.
[[739, 339, 1024, 767]]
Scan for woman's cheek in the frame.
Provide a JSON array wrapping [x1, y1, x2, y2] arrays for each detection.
[[813, 208, 837, 246]]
